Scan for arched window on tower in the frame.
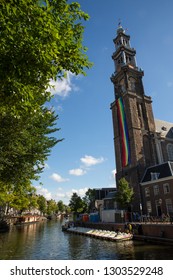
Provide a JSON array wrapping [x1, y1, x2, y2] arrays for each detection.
[[167, 143, 173, 160]]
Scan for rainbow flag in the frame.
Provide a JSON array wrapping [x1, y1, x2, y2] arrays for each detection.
[[116, 97, 130, 167]]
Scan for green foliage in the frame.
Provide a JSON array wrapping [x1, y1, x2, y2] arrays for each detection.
[[69, 192, 87, 213], [83, 188, 96, 212], [0, 0, 92, 213], [0, 0, 92, 112], [64, 205, 71, 214], [0, 108, 61, 186], [47, 199, 58, 215], [37, 195, 47, 215], [0, 182, 38, 213], [115, 178, 134, 210], [57, 200, 65, 213]]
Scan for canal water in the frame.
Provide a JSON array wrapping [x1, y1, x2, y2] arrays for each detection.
[[0, 220, 173, 260]]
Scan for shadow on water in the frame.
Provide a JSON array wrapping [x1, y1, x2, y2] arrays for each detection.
[[0, 220, 173, 260]]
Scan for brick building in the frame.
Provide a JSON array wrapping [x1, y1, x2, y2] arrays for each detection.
[[141, 161, 173, 217], [110, 24, 173, 215]]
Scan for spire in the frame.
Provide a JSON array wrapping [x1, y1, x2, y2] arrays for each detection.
[[116, 19, 125, 35]]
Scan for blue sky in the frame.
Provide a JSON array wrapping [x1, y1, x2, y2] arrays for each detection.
[[34, 0, 173, 204]]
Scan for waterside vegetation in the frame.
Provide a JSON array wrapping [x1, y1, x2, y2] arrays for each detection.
[[0, 0, 92, 224]]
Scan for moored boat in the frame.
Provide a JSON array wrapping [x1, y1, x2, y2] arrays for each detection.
[[14, 215, 40, 225], [64, 226, 133, 242], [62, 221, 74, 231]]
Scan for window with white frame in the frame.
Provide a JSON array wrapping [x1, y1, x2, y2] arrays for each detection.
[[146, 201, 152, 214], [150, 172, 160, 180], [163, 183, 170, 194], [153, 185, 159, 195], [145, 187, 150, 197], [165, 199, 173, 213], [167, 143, 173, 160]]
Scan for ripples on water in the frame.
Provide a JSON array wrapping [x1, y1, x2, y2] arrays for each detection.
[[0, 220, 173, 260]]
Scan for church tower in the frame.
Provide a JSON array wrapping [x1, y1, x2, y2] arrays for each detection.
[[110, 24, 157, 211]]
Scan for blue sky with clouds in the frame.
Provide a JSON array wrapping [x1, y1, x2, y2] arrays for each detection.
[[34, 0, 173, 204]]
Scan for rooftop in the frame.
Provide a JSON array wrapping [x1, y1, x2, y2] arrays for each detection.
[[104, 191, 117, 200], [155, 119, 173, 138], [141, 161, 173, 183]]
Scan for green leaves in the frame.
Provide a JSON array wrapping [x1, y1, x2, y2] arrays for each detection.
[[0, 0, 92, 213], [0, 0, 92, 109], [69, 192, 87, 213], [37, 195, 47, 215], [115, 178, 134, 209]]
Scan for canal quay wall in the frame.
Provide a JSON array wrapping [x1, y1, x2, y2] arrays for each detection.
[[75, 221, 173, 244]]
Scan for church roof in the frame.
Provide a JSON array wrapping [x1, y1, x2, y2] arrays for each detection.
[[141, 161, 173, 183], [155, 119, 173, 138]]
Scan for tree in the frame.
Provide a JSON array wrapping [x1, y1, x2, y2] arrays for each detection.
[[47, 199, 58, 215], [83, 188, 96, 212], [0, 183, 38, 214], [0, 0, 92, 212], [115, 178, 134, 210], [0, 0, 92, 112], [37, 195, 47, 215], [64, 205, 71, 215], [57, 200, 65, 213], [0, 108, 60, 186], [69, 193, 87, 213]]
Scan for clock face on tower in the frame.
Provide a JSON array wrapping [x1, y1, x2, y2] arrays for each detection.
[[114, 77, 126, 97], [128, 77, 136, 91]]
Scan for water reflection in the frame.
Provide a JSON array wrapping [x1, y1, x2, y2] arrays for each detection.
[[0, 222, 44, 259], [0, 221, 173, 260]]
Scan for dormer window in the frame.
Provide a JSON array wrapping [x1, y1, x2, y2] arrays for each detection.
[[150, 172, 160, 180]]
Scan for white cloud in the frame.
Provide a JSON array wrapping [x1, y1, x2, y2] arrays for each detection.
[[50, 173, 69, 183], [67, 187, 89, 198], [111, 169, 116, 178], [69, 168, 86, 176], [80, 155, 105, 167], [56, 193, 66, 198], [67, 155, 105, 178], [48, 72, 79, 98], [77, 187, 89, 197], [36, 186, 52, 200], [55, 187, 89, 203]]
